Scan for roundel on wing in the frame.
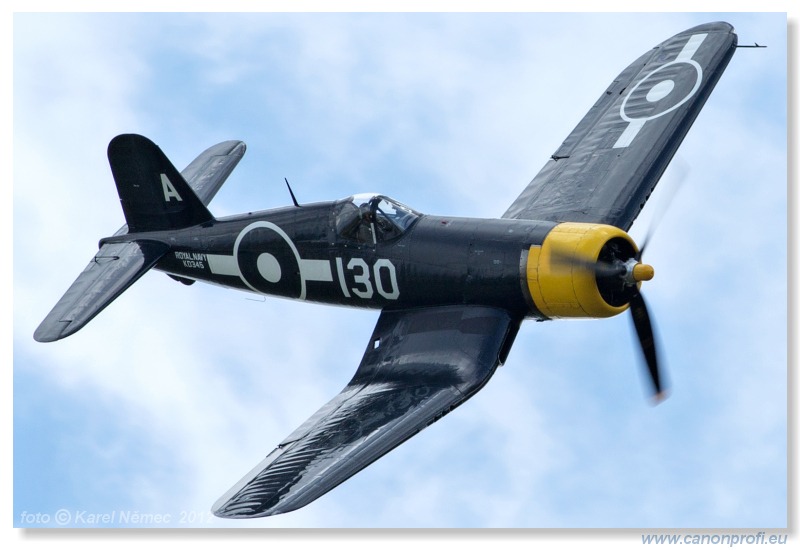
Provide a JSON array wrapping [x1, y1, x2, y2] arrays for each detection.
[[235, 222, 302, 298], [620, 60, 701, 123]]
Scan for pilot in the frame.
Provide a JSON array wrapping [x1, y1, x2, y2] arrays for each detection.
[[355, 200, 377, 243]]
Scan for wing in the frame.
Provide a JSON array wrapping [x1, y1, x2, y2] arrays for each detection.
[[212, 305, 520, 518], [502, 22, 737, 230]]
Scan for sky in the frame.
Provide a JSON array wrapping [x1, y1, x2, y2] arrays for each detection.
[[9, 7, 789, 537]]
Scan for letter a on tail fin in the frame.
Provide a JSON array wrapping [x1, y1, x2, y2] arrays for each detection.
[[108, 134, 214, 232]]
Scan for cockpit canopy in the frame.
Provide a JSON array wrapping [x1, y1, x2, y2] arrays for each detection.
[[335, 194, 420, 244]]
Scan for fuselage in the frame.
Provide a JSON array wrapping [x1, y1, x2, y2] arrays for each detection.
[[101, 195, 558, 320]]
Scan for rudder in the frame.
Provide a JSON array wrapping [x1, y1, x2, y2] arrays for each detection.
[[108, 134, 214, 232]]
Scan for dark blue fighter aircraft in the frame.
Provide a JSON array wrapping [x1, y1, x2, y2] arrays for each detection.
[[35, 22, 738, 518]]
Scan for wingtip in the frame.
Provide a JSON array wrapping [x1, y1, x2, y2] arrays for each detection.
[[679, 21, 735, 36], [33, 320, 71, 343]]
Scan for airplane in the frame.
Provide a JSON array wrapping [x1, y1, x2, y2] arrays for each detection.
[[34, 22, 738, 518]]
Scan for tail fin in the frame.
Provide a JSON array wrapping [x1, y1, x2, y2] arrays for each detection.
[[108, 134, 214, 232]]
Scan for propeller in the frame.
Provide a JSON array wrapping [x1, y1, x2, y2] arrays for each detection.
[[622, 160, 688, 402], [604, 250, 665, 403], [627, 234, 667, 402], [567, 162, 687, 402], [550, 234, 664, 402], [628, 274, 667, 403]]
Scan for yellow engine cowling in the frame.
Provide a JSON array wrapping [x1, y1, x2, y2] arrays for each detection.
[[526, 222, 643, 319]]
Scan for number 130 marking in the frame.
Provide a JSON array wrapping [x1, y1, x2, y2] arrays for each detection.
[[335, 257, 400, 300]]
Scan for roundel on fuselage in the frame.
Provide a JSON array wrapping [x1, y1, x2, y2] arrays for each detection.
[[234, 222, 302, 299]]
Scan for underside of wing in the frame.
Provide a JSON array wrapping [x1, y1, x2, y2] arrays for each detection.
[[212, 305, 520, 518], [503, 22, 737, 230]]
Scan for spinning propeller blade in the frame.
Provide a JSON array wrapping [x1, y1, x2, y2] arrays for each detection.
[[625, 163, 689, 402], [549, 235, 665, 402], [629, 290, 666, 402]]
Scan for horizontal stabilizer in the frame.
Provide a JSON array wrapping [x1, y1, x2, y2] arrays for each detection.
[[181, 139, 246, 206], [34, 240, 169, 342]]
